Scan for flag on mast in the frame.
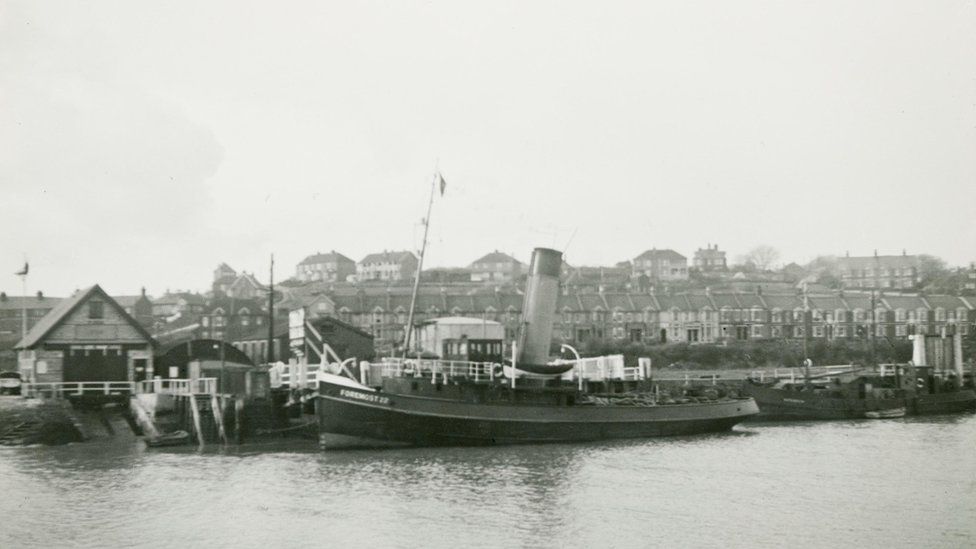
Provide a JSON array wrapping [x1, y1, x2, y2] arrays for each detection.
[[438, 172, 447, 196], [15, 262, 28, 276]]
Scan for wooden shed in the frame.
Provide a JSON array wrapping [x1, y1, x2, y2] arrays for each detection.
[[15, 285, 156, 384]]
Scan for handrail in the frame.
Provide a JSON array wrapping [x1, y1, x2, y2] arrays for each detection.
[[22, 381, 136, 398]]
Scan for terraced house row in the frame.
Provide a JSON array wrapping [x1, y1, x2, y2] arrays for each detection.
[[280, 287, 975, 351]]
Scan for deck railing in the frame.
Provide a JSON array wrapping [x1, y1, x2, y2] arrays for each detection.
[[378, 357, 500, 383]]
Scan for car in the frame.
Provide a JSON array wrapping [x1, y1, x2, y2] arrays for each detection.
[[0, 371, 23, 395]]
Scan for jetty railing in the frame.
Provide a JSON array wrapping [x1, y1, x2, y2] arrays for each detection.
[[136, 377, 218, 396], [22, 381, 136, 399]]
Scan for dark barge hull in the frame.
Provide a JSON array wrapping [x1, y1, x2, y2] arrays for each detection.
[[910, 390, 976, 416], [740, 384, 903, 421], [315, 380, 759, 448]]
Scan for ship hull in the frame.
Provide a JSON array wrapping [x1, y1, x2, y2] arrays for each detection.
[[315, 380, 759, 448], [741, 383, 904, 421], [909, 390, 976, 416], [742, 383, 976, 420]]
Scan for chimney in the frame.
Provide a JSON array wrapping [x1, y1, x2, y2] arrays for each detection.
[[36, 290, 43, 300], [0, 292, 6, 301], [756, 285, 763, 296], [874, 249, 878, 257], [845, 251, 849, 258], [902, 249, 906, 256], [141, 287, 146, 297]]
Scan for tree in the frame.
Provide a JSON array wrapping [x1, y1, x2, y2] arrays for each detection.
[[744, 245, 781, 271], [917, 254, 955, 293]]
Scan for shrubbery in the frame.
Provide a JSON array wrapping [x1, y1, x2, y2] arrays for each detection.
[[556, 337, 915, 370]]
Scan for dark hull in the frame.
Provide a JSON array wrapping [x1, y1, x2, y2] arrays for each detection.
[[741, 384, 904, 421], [316, 381, 759, 448], [909, 390, 976, 416], [743, 383, 976, 420]]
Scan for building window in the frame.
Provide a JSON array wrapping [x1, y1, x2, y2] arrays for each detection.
[[88, 300, 104, 320]]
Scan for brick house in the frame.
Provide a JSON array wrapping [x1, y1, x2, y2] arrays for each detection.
[[693, 244, 727, 272], [357, 250, 419, 282], [295, 251, 356, 283], [633, 249, 689, 282], [468, 251, 524, 283], [836, 252, 920, 289]]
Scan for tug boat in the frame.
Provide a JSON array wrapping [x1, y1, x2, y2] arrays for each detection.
[[314, 248, 759, 448]]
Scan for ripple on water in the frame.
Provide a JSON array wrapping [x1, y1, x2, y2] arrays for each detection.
[[1, 416, 974, 549]]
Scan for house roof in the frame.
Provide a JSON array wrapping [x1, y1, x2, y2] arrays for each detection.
[[360, 250, 417, 264], [469, 251, 522, 267], [836, 255, 919, 269], [16, 285, 155, 349], [153, 292, 207, 306], [420, 316, 502, 326], [634, 249, 686, 261], [299, 251, 354, 265], [0, 295, 63, 310], [112, 295, 150, 308], [205, 297, 265, 314]]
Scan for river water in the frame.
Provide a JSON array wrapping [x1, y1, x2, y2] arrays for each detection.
[[2, 415, 974, 549]]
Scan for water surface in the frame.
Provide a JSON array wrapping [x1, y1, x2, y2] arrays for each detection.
[[2, 416, 974, 548]]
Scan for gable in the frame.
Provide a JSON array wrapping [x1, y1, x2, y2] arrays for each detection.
[[18, 285, 154, 348]]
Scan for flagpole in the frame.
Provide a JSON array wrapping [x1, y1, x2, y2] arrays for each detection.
[[402, 171, 439, 357]]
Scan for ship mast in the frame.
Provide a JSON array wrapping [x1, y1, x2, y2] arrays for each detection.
[[402, 171, 439, 357]]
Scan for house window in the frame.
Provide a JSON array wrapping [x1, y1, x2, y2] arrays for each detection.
[[837, 326, 847, 337], [88, 300, 104, 320]]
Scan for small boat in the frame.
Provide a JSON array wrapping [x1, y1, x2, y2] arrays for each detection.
[[145, 430, 190, 447], [865, 408, 906, 419]]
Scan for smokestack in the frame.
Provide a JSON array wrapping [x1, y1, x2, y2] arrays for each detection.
[[517, 248, 562, 367]]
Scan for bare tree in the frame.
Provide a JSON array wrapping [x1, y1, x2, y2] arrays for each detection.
[[745, 245, 781, 271]]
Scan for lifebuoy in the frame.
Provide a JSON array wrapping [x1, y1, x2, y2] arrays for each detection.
[[915, 378, 925, 389]]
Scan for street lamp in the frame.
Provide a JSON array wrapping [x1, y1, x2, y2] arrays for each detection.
[[561, 343, 583, 391]]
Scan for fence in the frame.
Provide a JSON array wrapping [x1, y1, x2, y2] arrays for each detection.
[[22, 381, 136, 399]]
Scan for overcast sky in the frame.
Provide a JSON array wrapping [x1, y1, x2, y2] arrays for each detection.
[[2, 1, 974, 297]]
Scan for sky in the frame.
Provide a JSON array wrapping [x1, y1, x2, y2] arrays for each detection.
[[2, 0, 974, 298]]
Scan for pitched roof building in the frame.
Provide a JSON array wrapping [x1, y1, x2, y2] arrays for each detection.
[[16, 285, 156, 384], [468, 251, 524, 283], [357, 250, 418, 282], [296, 251, 356, 283], [633, 249, 689, 281], [836, 252, 920, 289]]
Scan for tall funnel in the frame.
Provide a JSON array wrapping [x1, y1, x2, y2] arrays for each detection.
[[518, 248, 562, 367]]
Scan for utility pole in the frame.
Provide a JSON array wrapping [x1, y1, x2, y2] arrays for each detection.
[[267, 254, 275, 364]]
